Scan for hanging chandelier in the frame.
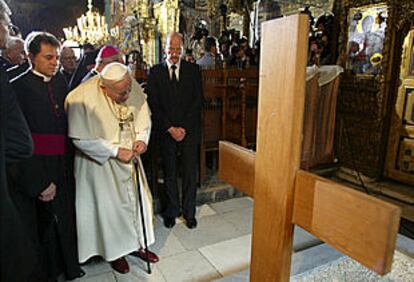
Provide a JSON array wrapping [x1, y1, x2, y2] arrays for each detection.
[[63, 0, 109, 46]]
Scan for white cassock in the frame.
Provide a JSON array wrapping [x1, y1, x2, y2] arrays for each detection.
[[65, 75, 155, 263]]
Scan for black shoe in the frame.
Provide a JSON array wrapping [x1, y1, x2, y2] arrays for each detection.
[[163, 217, 176, 228], [185, 218, 197, 229], [66, 269, 85, 280]]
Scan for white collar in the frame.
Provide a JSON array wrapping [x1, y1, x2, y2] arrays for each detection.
[[32, 69, 52, 82], [166, 59, 181, 70]]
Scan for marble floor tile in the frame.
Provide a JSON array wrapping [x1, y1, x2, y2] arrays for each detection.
[[151, 217, 187, 258], [199, 235, 251, 277], [114, 257, 166, 282], [220, 207, 253, 235], [172, 214, 244, 250], [397, 234, 414, 257], [176, 204, 218, 224], [209, 197, 253, 214], [292, 226, 322, 252], [78, 258, 113, 279], [157, 250, 222, 282], [77, 272, 116, 282], [215, 243, 344, 281], [291, 243, 344, 276], [291, 250, 414, 281], [213, 270, 249, 282]]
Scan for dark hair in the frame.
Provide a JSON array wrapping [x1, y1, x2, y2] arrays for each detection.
[[238, 37, 248, 46], [82, 43, 95, 52], [26, 32, 60, 57], [205, 36, 217, 52], [230, 45, 240, 56]]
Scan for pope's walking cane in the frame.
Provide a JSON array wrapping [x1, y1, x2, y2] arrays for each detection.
[[133, 158, 152, 274]]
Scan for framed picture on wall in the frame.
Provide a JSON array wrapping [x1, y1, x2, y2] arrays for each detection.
[[346, 4, 388, 76]]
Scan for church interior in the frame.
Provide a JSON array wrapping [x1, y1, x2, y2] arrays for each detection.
[[4, 0, 414, 281]]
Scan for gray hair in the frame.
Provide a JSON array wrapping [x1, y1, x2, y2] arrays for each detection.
[[6, 36, 24, 49], [0, 0, 11, 21]]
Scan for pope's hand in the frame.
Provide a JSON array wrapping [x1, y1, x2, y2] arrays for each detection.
[[133, 141, 147, 155], [117, 148, 135, 163]]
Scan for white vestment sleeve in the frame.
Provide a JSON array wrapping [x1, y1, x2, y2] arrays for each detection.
[[73, 138, 119, 165], [135, 99, 152, 145]]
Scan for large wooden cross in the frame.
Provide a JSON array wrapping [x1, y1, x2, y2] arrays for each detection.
[[219, 14, 401, 281]]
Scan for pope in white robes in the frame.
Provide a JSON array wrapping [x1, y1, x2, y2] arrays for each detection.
[[65, 62, 157, 273]]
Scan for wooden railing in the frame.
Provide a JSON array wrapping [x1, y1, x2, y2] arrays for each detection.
[[200, 68, 259, 180]]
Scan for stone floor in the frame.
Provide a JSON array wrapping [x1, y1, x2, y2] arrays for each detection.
[[67, 196, 414, 282]]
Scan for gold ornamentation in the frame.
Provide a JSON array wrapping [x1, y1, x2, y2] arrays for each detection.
[[63, 0, 110, 45]]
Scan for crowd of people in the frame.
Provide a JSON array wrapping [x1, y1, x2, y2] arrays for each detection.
[[185, 28, 260, 69], [307, 13, 335, 66], [0, 1, 207, 281]]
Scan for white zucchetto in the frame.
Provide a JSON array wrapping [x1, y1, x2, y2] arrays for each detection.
[[99, 62, 130, 82]]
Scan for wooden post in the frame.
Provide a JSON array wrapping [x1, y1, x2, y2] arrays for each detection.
[[218, 14, 401, 281], [250, 14, 308, 281]]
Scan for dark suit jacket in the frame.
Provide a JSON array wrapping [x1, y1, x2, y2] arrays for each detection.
[[0, 67, 37, 282], [147, 60, 203, 144]]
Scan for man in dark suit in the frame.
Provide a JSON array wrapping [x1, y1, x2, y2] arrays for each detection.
[[147, 32, 203, 229]]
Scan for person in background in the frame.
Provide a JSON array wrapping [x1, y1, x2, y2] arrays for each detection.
[[60, 46, 77, 85], [82, 42, 95, 54], [147, 32, 203, 229], [0, 1, 38, 281], [196, 36, 221, 69], [0, 36, 24, 69], [68, 48, 98, 90], [184, 49, 196, 63], [80, 44, 124, 83]]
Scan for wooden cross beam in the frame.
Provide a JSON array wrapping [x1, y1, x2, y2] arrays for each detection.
[[218, 14, 401, 281]]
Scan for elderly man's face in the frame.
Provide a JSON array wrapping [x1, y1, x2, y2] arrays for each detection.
[[166, 35, 182, 65], [103, 75, 132, 104], [31, 43, 59, 77], [7, 41, 25, 65], [60, 47, 77, 73], [0, 13, 11, 49]]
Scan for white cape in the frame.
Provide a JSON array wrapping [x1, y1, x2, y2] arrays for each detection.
[[66, 75, 155, 263]]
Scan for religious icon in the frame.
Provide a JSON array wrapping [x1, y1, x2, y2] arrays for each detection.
[[346, 5, 387, 75]]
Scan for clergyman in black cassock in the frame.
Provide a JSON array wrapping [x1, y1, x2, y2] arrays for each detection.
[[8, 32, 83, 281], [147, 32, 203, 229]]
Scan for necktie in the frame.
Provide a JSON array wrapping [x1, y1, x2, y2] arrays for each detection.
[[171, 65, 178, 84]]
